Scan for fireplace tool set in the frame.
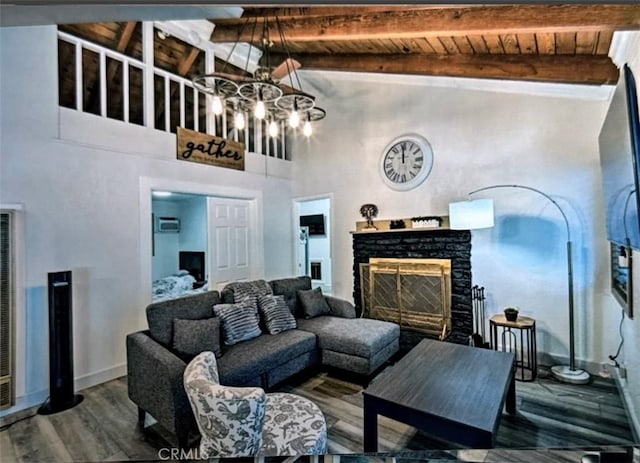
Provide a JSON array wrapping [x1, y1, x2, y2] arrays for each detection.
[[471, 285, 490, 348]]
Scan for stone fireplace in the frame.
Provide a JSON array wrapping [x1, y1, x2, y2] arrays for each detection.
[[352, 228, 472, 345]]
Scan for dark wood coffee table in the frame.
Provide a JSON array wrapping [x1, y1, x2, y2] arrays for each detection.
[[363, 338, 516, 451]]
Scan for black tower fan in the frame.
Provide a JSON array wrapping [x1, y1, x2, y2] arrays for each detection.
[[38, 271, 83, 414]]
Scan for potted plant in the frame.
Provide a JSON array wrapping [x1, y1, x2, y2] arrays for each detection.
[[503, 307, 519, 322]]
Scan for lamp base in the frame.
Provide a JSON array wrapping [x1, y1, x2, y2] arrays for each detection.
[[551, 365, 590, 384]]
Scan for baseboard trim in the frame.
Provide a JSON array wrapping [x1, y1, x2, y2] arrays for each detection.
[[75, 362, 126, 391], [612, 367, 640, 444], [0, 362, 126, 420], [0, 389, 48, 420]]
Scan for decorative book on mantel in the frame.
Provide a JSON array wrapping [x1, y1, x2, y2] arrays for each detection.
[[411, 216, 444, 229], [354, 216, 449, 233]]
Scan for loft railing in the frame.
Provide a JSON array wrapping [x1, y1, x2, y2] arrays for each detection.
[[57, 29, 290, 160]]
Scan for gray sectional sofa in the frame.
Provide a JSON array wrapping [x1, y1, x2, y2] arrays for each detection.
[[126, 276, 399, 448]]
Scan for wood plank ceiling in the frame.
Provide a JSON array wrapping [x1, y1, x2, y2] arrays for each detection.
[[58, 4, 640, 92], [210, 4, 640, 85]]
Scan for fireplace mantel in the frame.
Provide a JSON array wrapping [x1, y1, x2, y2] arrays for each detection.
[[351, 227, 450, 235], [353, 215, 450, 233]]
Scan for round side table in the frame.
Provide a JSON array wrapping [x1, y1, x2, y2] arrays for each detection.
[[490, 314, 537, 382]]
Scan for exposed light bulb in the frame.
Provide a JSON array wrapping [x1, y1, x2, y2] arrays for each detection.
[[234, 111, 245, 130], [303, 120, 312, 137], [255, 100, 266, 120], [269, 120, 279, 137], [289, 110, 300, 128], [212, 95, 223, 115]]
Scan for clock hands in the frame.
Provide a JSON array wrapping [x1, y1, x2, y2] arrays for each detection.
[[385, 141, 424, 182]]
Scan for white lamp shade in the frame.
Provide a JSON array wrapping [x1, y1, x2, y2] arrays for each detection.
[[449, 199, 495, 230]]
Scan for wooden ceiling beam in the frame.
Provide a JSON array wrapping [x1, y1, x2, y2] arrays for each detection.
[[210, 5, 640, 43], [226, 6, 444, 20], [278, 53, 619, 85], [178, 47, 200, 77], [116, 21, 136, 53]]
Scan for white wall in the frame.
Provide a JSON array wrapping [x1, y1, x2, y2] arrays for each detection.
[[0, 26, 294, 415], [179, 196, 207, 260], [152, 200, 180, 280], [292, 70, 614, 372]]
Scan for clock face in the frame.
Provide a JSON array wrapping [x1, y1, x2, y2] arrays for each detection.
[[380, 134, 433, 191]]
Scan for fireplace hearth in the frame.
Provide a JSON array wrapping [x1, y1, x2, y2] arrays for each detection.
[[352, 228, 472, 345]]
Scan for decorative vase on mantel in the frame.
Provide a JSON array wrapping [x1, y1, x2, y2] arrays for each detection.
[[503, 307, 519, 322], [360, 204, 379, 230]]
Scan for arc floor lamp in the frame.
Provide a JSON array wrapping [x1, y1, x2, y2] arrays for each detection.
[[449, 184, 590, 385]]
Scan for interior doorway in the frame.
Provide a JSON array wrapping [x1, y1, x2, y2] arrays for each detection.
[[151, 191, 209, 301], [140, 177, 264, 306], [294, 196, 332, 295], [151, 191, 257, 298]]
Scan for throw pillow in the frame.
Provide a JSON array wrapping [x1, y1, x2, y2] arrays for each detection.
[[257, 294, 297, 334], [225, 280, 273, 304], [297, 287, 331, 319], [172, 317, 222, 359], [213, 298, 262, 345]]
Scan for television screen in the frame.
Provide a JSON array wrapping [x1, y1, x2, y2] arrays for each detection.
[[599, 64, 640, 250], [300, 214, 325, 235]]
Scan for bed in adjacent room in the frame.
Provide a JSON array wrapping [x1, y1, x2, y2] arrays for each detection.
[[152, 270, 208, 301], [152, 251, 208, 301]]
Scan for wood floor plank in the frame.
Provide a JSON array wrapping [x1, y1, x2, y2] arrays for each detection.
[[81, 382, 160, 460], [0, 422, 19, 463], [47, 401, 122, 461], [281, 367, 635, 453], [0, 362, 634, 462], [8, 415, 74, 462]]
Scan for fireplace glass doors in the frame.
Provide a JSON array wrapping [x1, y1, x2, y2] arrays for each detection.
[[360, 258, 452, 339]]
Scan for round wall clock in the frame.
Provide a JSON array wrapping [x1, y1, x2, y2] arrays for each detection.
[[380, 134, 434, 191]]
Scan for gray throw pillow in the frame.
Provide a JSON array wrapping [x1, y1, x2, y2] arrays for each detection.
[[213, 298, 262, 345], [297, 287, 331, 319], [258, 294, 297, 334], [172, 317, 222, 359]]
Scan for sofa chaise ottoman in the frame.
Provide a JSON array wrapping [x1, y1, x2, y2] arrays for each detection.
[[126, 276, 399, 448], [268, 276, 400, 376]]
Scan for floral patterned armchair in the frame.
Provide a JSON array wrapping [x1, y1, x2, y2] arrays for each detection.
[[184, 351, 328, 458]]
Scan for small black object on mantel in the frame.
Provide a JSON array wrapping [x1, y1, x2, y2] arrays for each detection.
[[389, 220, 406, 229]]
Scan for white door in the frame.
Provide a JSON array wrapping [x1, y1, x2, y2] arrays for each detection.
[[208, 197, 252, 290]]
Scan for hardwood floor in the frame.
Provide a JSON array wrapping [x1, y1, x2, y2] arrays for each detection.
[[0, 366, 636, 462]]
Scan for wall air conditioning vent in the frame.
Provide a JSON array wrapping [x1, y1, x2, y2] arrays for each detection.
[[156, 217, 180, 233]]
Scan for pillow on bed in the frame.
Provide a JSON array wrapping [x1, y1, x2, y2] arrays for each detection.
[[172, 317, 222, 359], [213, 298, 262, 345], [258, 294, 296, 334], [297, 287, 331, 319]]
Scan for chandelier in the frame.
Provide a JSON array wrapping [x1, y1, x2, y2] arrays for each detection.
[[192, 16, 326, 138]]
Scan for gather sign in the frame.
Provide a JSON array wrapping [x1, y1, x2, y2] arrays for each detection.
[[176, 127, 245, 171]]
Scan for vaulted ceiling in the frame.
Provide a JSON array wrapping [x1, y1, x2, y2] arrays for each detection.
[[58, 4, 640, 87], [211, 4, 640, 86]]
